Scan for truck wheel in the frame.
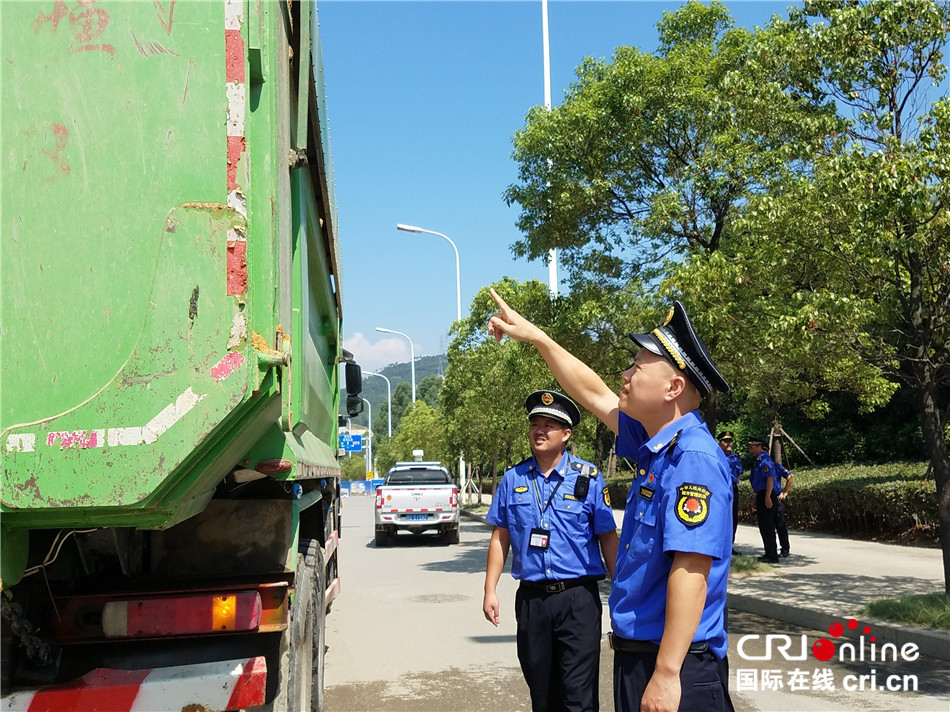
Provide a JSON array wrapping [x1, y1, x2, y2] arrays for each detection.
[[266, 539, 326, 712], [444, 526, 460, 545], [375, 530, 389, 547]]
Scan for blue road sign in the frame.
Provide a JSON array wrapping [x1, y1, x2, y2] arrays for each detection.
[[339, 433, 363, 452]]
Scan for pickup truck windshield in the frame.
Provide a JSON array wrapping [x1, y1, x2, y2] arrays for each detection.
[[387, 471, 450, 485]]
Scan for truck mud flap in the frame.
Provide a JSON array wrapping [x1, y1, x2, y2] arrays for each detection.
[[0, 657, 267, 712]]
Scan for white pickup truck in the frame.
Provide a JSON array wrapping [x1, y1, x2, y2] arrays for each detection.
[[375, 460, 459, 546]]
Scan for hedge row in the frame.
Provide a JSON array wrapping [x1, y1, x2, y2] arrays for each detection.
[[605, 462, 938, 540]]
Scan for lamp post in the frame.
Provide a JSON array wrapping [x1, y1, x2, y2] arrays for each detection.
[[364, 371, 392, 437], [375, 327, 415, 403], [396, 224, 461, 324], [395, 223, 467, 493], [361, 397, 372, 477], [541, 0, 558, 297]]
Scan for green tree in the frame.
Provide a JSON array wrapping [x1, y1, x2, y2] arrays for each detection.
[[504, 0, 830, 293], [382, 402, 449, 473], [389, 381, 413, 433], [674, 0, 950, 587], [340, 455, 367, 482], [417, 374, 443, 409], [759, 0, 950, 590]]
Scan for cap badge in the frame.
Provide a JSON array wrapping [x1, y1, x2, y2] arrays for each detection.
[[541, 392, 554, 405], [663, 306, 675, 326]]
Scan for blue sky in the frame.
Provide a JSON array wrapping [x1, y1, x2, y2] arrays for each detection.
[[317, 0, 799, 372]]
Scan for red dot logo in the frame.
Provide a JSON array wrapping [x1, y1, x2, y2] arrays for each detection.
[[828, 622, 843, 637], [812, 638, 836, 661], [847, 618, 858, 630]]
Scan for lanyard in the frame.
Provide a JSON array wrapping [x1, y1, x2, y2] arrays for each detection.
[[531, 467, 564, 526]]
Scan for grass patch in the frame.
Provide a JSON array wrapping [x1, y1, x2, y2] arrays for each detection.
[[461, 502, 490, 514], [730, 554, 774, 576], [860, 592, 950, 630]]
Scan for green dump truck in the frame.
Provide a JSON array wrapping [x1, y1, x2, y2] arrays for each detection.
[[0, 2, 358, 709]]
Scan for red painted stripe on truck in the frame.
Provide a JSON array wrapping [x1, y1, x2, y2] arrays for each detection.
[[25, 668, 150, 712], [226, 656, 267, 709], [224, 29, 245, 84], [226, 238, 248, 294]]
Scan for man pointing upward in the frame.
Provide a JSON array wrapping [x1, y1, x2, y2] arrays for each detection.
[[487, 288, 735, 712]]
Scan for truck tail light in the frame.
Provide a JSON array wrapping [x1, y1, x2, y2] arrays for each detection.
[[450, 486, 458, 508], [101, 591, 262, 638], [376, 487, 383, 509]]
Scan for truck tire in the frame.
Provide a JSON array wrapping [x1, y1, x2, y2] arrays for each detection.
[[374, 530, 389, 547], [266, 539, 326, 712], [444, 526, 460, 545]]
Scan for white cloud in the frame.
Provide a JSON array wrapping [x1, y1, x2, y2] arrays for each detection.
[[343, 332, 409, 372]]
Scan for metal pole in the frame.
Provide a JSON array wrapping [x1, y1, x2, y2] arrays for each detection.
[[364, 371, 392, 437], [541, 0, 557, 297], [361, 398, 372, 476]]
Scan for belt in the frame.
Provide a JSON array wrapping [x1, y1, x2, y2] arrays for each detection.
[[519, 575, 604, 594], [609, 633, 709, 655]]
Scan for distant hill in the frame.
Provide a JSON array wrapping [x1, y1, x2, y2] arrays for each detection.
[[341, 354, 447, 428]]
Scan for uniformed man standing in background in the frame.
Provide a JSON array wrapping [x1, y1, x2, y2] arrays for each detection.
[[748, 436, 780, 563], [483, 390, 619, 712], [717, 431, 743, 552], [774, 461, 794, 557], [487, 290, 735, 712]]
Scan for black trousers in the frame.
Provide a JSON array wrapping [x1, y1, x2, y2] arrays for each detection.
[[613, 647, 734, 712], [515, 581, 602, 712], [755, 490, 778, 558], [775, 497, 790, 554]]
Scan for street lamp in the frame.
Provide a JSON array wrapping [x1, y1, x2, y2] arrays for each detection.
[[375, 327, 415, 403], [365, 371, 392, 437], [396, 224, 461, 323], [361, 397, 372, 476], [395, 223, 467, 493]]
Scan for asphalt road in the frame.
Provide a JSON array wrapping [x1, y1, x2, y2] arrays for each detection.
[[324, 495, 950, 712]]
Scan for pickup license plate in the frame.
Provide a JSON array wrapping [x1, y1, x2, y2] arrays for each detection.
[[406, 513, 428, 521]]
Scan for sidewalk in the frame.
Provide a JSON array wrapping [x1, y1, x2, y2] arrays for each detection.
[[461, 503, 950, 660], [728, 522, 949, 660]]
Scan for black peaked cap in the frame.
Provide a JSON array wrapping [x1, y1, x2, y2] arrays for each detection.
[[628, 301, 730, 398], [525, 390, 581, 428]]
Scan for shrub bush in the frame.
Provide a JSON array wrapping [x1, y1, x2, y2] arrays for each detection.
[[607, 462, 938, 542]]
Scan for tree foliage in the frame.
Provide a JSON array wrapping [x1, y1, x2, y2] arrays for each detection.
[[504, 0, 832, 293]]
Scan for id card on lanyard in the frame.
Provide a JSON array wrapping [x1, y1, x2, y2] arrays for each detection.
[[529, 470, 562, 551]]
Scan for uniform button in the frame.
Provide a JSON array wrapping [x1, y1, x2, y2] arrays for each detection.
[[626, 544, 629, 550], [639, 469, 645, 475]]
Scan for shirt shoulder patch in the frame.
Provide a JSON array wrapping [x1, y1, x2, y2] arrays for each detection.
[[675, 483, 710, 527], [514, 485, 529, 493]]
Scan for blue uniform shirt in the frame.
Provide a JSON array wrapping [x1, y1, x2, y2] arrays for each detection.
[[750, 452, 781, 493], [486, 451, 616, 582], [726, 453, 743, 485], [609, 410, 732, 658]]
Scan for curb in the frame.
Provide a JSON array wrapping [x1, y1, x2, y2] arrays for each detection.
[[460, 509, 490, 526], [463, 508, 949, 662], [728, 592, 950, 662]]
